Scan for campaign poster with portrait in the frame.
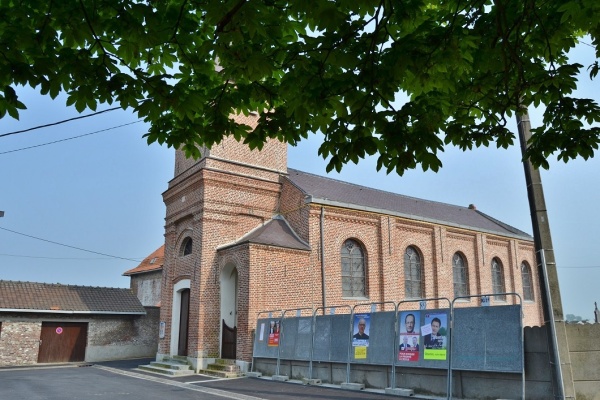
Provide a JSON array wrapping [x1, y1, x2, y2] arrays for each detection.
[[421, 312, 447, 360], [398, 311, 420, 362], [352, 313, 371, 347], [267, 319, 281, 347]]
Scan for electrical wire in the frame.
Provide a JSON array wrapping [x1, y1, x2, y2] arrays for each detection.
[[0, 120, 143, 155], [0, 106, 122, 138], [0, 226, 141, 262], [0, 253, 143, 261]]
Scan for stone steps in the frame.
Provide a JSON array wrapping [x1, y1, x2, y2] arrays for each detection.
[[198, 359, 242, 378], [138, 356, 194, 377]]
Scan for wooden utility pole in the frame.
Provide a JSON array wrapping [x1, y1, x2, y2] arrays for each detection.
[[517, 110, 575, 399]]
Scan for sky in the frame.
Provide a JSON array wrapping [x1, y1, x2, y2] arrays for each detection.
[[1, 46, 598, 320]]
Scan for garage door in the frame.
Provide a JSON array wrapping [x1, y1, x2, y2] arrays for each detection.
[[38, 322, 88, 363]]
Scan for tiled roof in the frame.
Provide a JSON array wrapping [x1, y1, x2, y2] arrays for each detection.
[[123, 245, 164, 276], [219, 215, 310, 251], [286, 168, 531, 240], [0, 280, 146, 315]]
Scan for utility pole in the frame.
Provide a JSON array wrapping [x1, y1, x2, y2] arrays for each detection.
[[517, 111, 575, 399]]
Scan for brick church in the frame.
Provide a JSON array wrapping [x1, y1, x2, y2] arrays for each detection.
[[157, 114, 543, 371]]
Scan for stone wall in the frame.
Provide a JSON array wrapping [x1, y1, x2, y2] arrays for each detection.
[[0, 308, 159, 366], [85, 307, 160, 361], [130, 271, 162, 307], [0, 320, 41, 366]]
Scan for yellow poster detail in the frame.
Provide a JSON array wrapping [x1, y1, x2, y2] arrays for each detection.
[[424, 349, 447, 360], [354, 346, 367, 359]]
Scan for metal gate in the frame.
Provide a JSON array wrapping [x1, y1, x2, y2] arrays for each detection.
[[221, 319, 237, 359]]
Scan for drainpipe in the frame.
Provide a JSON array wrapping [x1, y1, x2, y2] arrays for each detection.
[[320, 207, 327, 308]]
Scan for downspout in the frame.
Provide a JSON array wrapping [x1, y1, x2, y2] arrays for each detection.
[[320, 207, 327, 308]]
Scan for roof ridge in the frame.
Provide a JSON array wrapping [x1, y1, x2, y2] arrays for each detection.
[[285, 168, 532, 240], [0, 279, 130, 290], [474, 210, 532, 238], [273, 214, 310, 248], [286, 168, 472, 211]]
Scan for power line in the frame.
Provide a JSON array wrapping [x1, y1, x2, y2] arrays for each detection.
[[0, 106, 123, 138], [0, 226, 141, 262], [0, 106, 122, 138], [0, 253, 144, 261], [0, 120, 142, 155]]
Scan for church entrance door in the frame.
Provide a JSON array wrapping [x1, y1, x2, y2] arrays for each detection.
[[177, 288, 190, 356], [220, 263, 238, 359]]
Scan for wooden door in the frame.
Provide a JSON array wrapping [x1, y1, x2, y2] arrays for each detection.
[[178, 289, 190, 356], [38, 322, 87, 363], [221, 319, 237, 359]]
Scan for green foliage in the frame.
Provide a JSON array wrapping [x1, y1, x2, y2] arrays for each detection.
[[1, 0, 599, 174]]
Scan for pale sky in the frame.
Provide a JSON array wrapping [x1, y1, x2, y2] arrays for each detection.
[[1, 45, 598, 320]]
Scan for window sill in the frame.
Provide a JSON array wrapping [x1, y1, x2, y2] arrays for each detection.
[[342, 297, 369, 301]]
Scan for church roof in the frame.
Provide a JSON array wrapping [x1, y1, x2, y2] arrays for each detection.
[[123, 245, 164, 276], [220, 215, 310, 251], [286, 168, 532, 240], [0, 280, 146, 315]]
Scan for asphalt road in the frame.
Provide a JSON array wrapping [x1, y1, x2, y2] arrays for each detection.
[[0, 359, 417, 400]]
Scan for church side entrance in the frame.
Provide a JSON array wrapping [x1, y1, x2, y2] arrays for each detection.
[[220, 263, 238, 359], [178, 289, 190, 356], [170, 279, 191, 357]]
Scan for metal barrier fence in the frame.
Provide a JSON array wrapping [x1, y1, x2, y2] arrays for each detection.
[[392, 297, 451, 396], [252, 293, 523, 399], [449, 293, 524, 400]]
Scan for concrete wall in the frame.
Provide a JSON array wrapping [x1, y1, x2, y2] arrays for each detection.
[[566, 323, 600, 400]]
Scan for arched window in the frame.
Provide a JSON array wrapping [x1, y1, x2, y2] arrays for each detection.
[[491, 258, 506, 301], [453, 253, 469, 298], [404, 246, 422, 298], [521, 262, 534, 301], [180, 237, 193, 256], [341, 239, 366, 298]]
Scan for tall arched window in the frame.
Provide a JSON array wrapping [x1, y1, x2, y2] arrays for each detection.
[[453, 253, 469, 298], [180, 237, 193, 256], [341, 239, 366, 298], [521, 262, 534, 301], [404, 246, 422, 298], [491, 258, 506, 301]]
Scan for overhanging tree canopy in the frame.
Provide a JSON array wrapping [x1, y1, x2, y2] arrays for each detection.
[[1, 0, 599, 174]]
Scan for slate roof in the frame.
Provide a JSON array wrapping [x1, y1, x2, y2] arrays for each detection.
[[219, 215, 310, 251], [0, 280, 146, 315], [123, 245, 164, 276], [286, 168, 531, 240]]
